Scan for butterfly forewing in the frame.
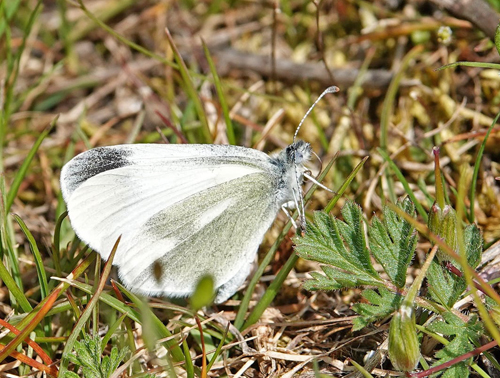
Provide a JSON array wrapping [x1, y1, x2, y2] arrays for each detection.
[[61, 144, 284, 301]]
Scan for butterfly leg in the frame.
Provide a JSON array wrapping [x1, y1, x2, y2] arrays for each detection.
[[280, 204, 298, 229], [303, 172, 335, 193]]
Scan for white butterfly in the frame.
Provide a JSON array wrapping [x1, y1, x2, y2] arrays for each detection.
[[60, 87, 338, 303]]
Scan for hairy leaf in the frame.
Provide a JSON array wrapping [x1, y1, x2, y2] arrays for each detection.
[[465, 224, 482, 269], [352, 288, 403, 331], [368, 197, 417, 288], [427, 313, 481, 378], [296, 201, 382, 292], [427, 259, 466, 308], [69, 333, 129, 378]]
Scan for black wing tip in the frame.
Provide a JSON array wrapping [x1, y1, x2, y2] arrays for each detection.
[[61, 146, 134, 197]]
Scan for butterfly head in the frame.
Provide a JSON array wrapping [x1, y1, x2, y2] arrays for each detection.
[[286, 140, 312, 167]]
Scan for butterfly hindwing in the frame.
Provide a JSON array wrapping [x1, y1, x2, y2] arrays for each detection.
[[118, 172, 279, 301]]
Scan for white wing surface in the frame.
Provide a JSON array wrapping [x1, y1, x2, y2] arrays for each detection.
[[61, 144, 283, 302]]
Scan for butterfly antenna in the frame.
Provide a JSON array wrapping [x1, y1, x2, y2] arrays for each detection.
[[293, 86, 339, 143]]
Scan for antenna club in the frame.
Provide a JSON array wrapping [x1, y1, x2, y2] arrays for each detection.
[[325, 86, 340, 94], [293, 86, 340, 141]]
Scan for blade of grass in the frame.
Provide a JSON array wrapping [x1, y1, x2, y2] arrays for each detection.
[[13, 215, 49, 300], [235, 155, 337, 329], [0, 286, 61, 363], [347, 48, 375, 110], [58, 236, 120, 377], [349, 358, 375, 378], [436, 61, 500, 71], [52, 211, 68, 277], [242, 155, 367, 329], [101, 312, 127, 349], [69, 0, 134, 42], [468, 109, 500, 223], [0, 258, 32, 313], [0, 344, 58, 376], [1, 0, 42, 123], [202, 39, 235, 145], [73, 0, 166, 63], [0, 0, 21, 37], [0, 175, 25, 307], [92, 258, 101, 336], [379, 45, 423, 204], [51, 278, 141, 320], [11, 253, 96, 334], [380, 44, 424, 150], [206, 323, 229, 371], [66, 291, 81, 320], [182, 336, 195, 378], [0, 318, 53, 366], [0, 2, 11, 168], [112, 282, 185, 362], [377, 148, 428, 222], [6, 117, 57, 212], [165, 27, 212, 143], [325, 156, 369, 213]]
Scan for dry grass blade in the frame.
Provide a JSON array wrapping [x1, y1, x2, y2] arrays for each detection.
[[0, 318, 53, 366], [0, 287, 61, 364]]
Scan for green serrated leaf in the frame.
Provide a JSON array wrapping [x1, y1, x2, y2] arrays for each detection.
[[303, 271, 341, 291], [297, 201, 382, 292], [82, 366, 100, 378], [368, 197, 417, 288], [338, 202, 378, 276], [427, 259, 466, 308], [101, 355, 111, 377], [112, 345, 128, 371], [352, 317, 370, 331], [75, 343, 96, 370], [433, 334, 473, 371], [441, 363, 469, 378], [440, 313, 482, 339], [361, 289, 386, 305], [465, 224, 482, 269], [427, 313, 480, 377], [109, 346, 118, 368], [64, 372, 81, 378], [68, 332, 130, 378], [327, 266, 379, 287], [66, 353, 81, 365], [351, 288, 402, 330]]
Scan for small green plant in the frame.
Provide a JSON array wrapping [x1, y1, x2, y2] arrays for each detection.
[[295, 197, 420, 331], [65, 332, 130, 378], [295, 154, 486, 376]]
